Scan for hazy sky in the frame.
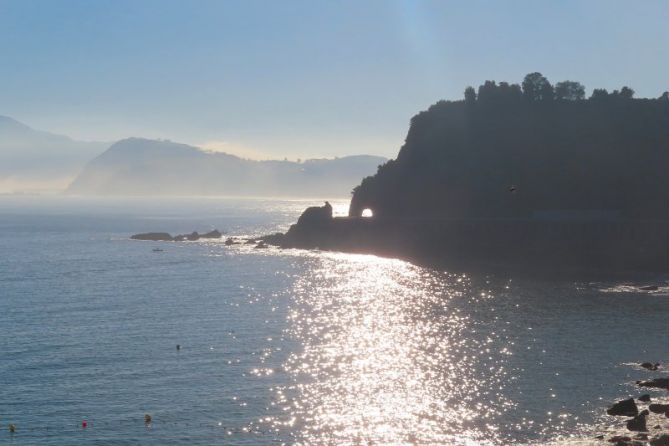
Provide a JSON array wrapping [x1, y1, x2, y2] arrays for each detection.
[[1, 0, 668, 159]]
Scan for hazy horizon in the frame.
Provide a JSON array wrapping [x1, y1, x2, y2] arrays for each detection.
[[0, 115, 387, 194], [2, 0, 669, 160]]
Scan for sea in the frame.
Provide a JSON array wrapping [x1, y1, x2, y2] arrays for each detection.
[[1, 196, 668, 445]]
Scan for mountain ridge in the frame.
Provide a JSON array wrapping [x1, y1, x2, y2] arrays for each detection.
[[0, 115, 109, 193], [67, 138, 386, 198]]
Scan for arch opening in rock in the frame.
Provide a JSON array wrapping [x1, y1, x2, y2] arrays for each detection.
[[361, 208, 374, 218]]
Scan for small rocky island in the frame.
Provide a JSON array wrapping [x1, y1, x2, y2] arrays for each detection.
[[131, 229, 223, 242]]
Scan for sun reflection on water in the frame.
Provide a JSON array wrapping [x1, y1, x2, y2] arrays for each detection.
[[272, 252, 513, 445]]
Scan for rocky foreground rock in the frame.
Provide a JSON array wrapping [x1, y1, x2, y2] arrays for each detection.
[[597, 363, 668, 445], [638, 378, 669, 391]]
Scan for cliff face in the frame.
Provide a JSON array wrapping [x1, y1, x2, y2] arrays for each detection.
[[272, 77, 669, 274], [350, 85, 669, 220]]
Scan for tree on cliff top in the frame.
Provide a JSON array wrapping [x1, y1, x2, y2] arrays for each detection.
[[349, 73, 669, 220]]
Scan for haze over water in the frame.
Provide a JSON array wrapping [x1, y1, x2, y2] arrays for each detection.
[[1, 197, 668, 445]]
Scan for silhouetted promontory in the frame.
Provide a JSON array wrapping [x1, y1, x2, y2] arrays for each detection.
[[266, 74, 669, 274], [350, 73, 669, 220]]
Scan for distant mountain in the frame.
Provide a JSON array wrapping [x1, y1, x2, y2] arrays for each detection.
[[0, 115, 107, 193], [67, 138, 386, 197]]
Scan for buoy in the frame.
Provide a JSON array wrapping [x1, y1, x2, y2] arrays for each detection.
[[144, 414, 152, 424], [176, 344, 181, 351], [82, 420, 87, 428], [8, 424, 16, 433]]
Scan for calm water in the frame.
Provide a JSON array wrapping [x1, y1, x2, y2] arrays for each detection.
[[1, 197, 668, 445]]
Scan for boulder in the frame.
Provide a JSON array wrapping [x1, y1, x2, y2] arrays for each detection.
[[608, 435, 644, 446], [639, 394, 651, 402], [131, 232, 174, 241], [638, 378, 669, 390], [626, 410, 648, 432], [651, 434, 669, 446], [648, 403, 669, 415], [225, 237, 236, 246], [641, 362, 660, 371], [607, 398, 639, 417]]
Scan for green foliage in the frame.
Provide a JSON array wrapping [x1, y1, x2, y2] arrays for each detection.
[[619, 86, 635, 99], [522, 72, 553, 101], [555, 81, 585, 100], [590, 88, 609, 100], [464, 86, 476, 104]]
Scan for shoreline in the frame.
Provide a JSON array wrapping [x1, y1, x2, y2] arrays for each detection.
[[260, 204, 669, 279]]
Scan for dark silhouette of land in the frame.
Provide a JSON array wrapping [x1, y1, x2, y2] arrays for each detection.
[[265, 73, 669, 275]]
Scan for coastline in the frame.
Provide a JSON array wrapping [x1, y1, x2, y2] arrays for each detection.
[[261, 205, 669, 279]]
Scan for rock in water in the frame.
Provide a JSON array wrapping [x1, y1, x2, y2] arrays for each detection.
[[200, 230, 222, 239], [131, 232, 174, 241], [639, 394, 651, 402], [649, 404, 669, 415], [607, 398, 639, 417], [295, 201, 333, 227], [641, 362, 660, 371], [607, 435, 643, 446], [626, 410, 649, 432], [174, 231, 200, 241], [651, 434, 669, 446], [638, 378, 669, 390], [639, 285, 659, 291]]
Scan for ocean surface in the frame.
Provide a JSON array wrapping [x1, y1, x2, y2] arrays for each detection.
[[1, 196, 668, 445]]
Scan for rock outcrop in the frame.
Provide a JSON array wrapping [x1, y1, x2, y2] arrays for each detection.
[[296, 201, 333, 226], [626, 410, 649, 432], [638, 378, 669, 391], [649, 404, 669, 415], [130, 232, 174, 241], [130, 229, 223, 242], [641, 362, 661, 371], [201, 230, 223, 239], [607, 398, 639, 417], [650, 434, 669, 446]]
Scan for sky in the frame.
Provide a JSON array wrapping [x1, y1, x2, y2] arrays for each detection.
[[1, 0, 668, 160]]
